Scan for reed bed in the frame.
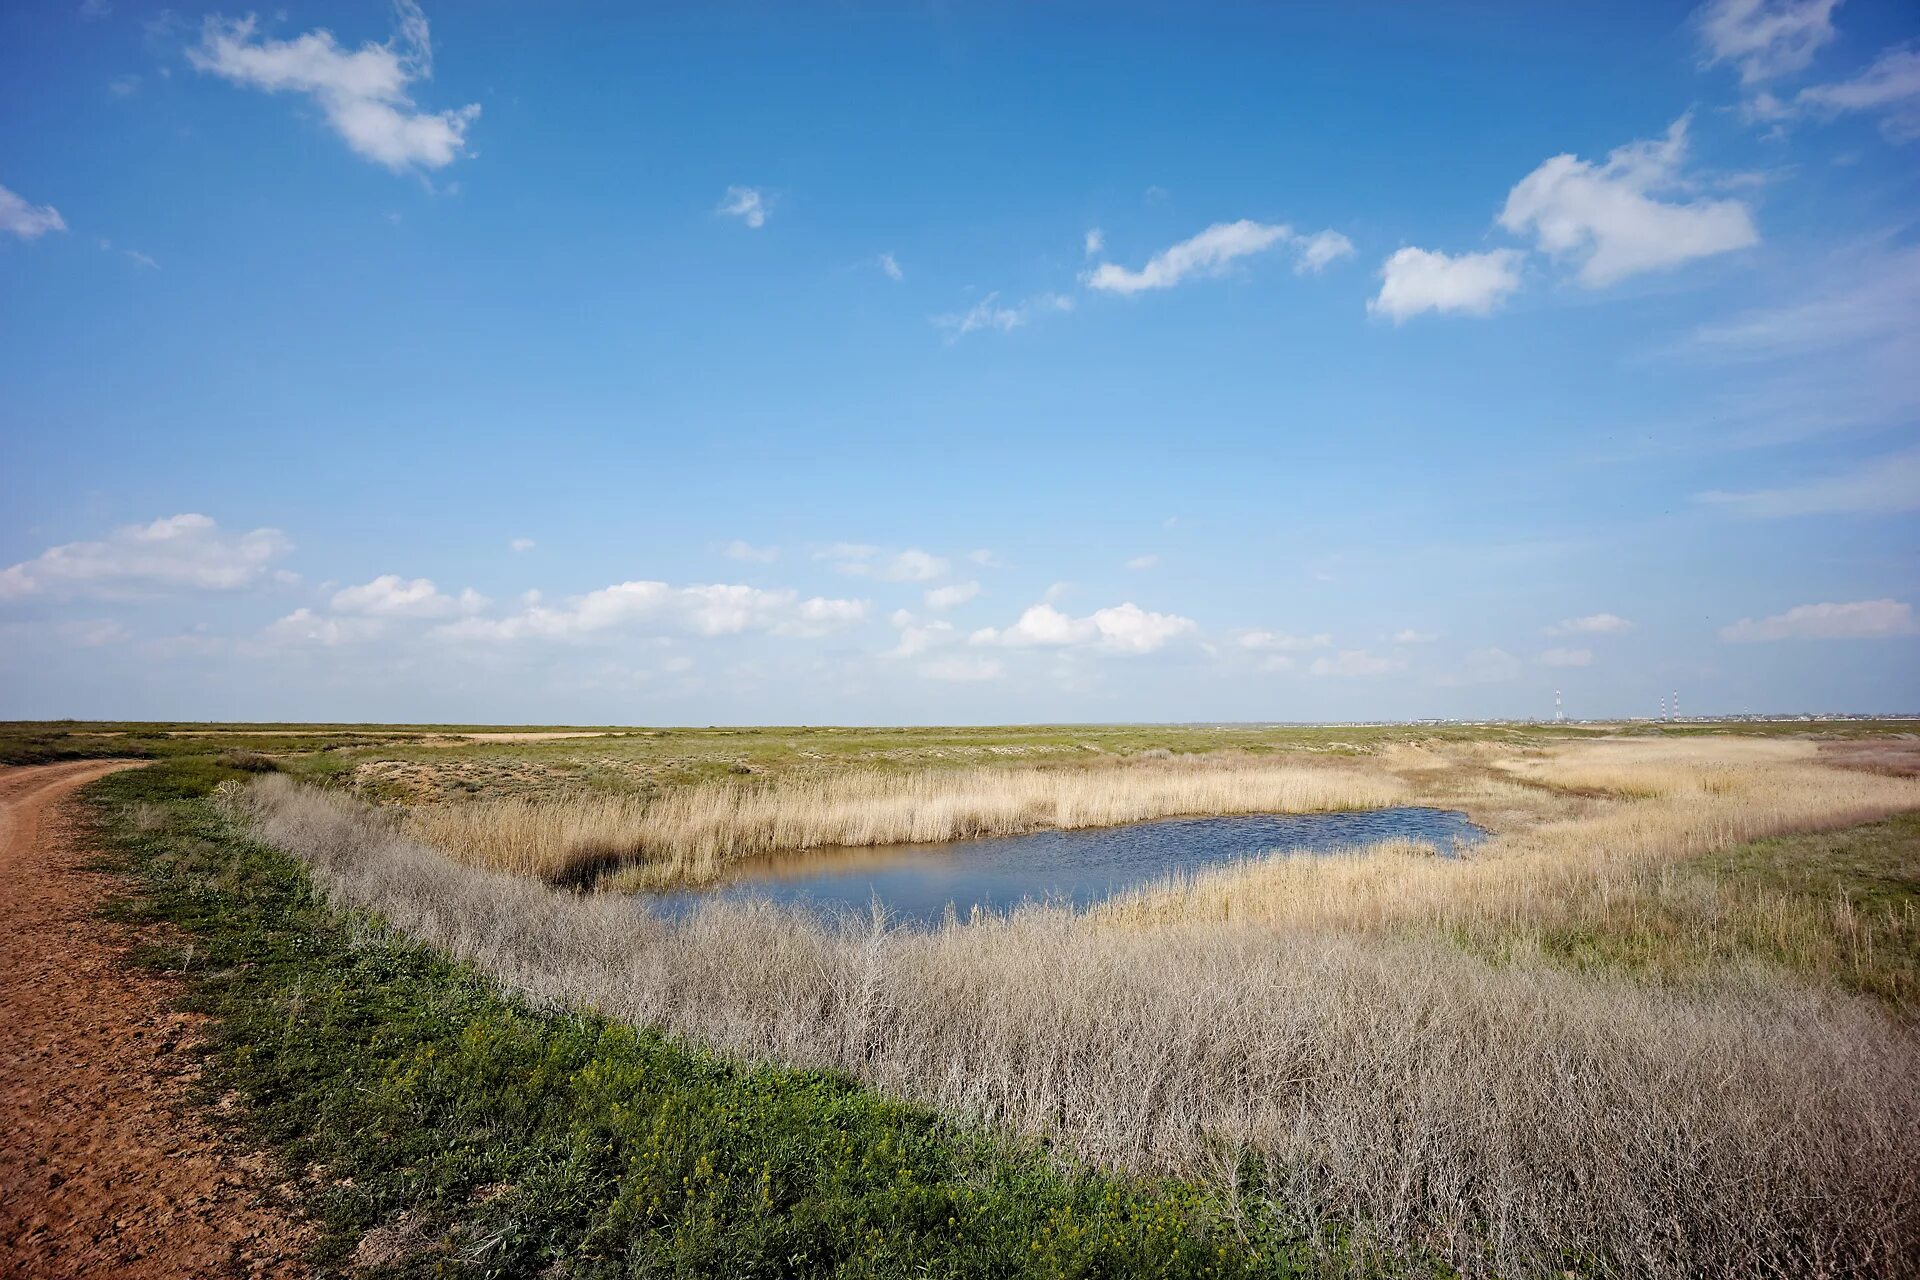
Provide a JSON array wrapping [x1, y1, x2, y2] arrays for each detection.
[[399, 757, 1409, 885], [231, 739, 1920, 1279], [1101, 743, 1920, 940]]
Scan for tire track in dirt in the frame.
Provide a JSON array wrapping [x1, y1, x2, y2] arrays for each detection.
[[0, 761, 310, 1279]]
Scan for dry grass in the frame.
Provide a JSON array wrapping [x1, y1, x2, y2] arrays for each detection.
[[399, 756, 1409, 886], [1102, 740, 1920, 941], [229, 737, 1920, 1278]]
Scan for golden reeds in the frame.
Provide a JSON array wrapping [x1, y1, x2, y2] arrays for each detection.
[[400, 756, 1409, 884]]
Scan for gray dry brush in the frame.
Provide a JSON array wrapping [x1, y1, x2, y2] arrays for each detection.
[[233, 774, 1920, 1279]]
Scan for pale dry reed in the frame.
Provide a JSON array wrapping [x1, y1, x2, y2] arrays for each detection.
[[232, 741, 1920, 1279], [1102, 740, 1920, 942], [400, 757, 1408, 885]]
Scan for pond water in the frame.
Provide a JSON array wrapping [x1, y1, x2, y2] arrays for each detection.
[[643, 806, 1486, 927]]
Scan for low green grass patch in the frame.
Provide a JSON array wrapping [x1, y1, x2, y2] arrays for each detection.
[[1492, 813, 1920, 1012], [84, 761, 1395, 1279]]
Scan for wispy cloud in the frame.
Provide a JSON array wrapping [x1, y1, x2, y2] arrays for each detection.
[[1309, 649, 1404, 677], [820, 545, 950, 582], [1544, 612, 1633, 636], [931, 291, 1073, 340], [718, 185, 767, 228], [1085, 219, 1352, 295], [437, 581, 866, 642], [189, 2, 480, 174], [721, 539, 780, 563], [1697, 449, 1920, 517], [331, 574, 486, 618], [1538, 646, 1593, 667], [263, 607, 386, 647], [878, 251, 903, 281], [1696, 0, 1838, 85], [1778, 45, 1920, 142], [920, 654, 1002, 682], [924, 580, 980, 610], [0, 514, 292, 601], [1499, 116, 1758, 286], [1238, 629, 1331, 652], [1719, 598, 1917, 641], [0, 183, 66, 239]]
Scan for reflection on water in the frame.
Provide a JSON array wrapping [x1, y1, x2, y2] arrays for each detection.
[[642, 807, 1485, 927]]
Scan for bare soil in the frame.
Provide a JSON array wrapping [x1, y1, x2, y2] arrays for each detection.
[[0, 762, 310, 1279]]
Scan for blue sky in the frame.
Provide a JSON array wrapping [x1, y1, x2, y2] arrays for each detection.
[[2, 0, 1916, 724]]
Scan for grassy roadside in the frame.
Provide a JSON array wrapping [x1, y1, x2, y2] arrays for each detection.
[[83, 759, 1401, 1280]]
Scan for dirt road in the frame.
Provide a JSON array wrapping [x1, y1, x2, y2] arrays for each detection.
[[0, 761, 308, 1279]]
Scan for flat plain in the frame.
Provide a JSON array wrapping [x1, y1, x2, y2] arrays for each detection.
[[4, 717, 1918, 1278]]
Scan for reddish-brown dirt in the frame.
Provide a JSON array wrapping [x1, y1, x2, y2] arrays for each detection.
[[0, 761, 310, 1279]]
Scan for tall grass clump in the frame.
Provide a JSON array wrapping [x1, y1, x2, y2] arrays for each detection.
[[400, 757, 1409, 885], [232, 748, 1920, 1280]]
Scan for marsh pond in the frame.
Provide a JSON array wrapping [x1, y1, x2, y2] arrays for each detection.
[[644, 806, 1486, 926]]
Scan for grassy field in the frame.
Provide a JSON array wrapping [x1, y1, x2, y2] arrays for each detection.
[[17, 719, 1920, 1276], [87, 760, 1346, 1279]]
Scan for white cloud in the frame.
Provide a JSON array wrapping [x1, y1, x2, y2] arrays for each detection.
[[0, 514, 291, 601], [1719, 598, 1917, 642], [1794, 45, 1920, 141], [721, 539, 780, 563], [1538, 647, 1594, 667], [1697, 0, 1839, 85], [1084, 219, 1350, 294], [435, 580, 866, 642], [883, 549, 947, 582], [878, 252, 903, 281], [924, 580, 980, 610], [966, 548, 1002, 568], [1393, 628, 1441, 645], [1498, 117, 1758, 287], [1309, 649, 1405, 677], [330, 574, 484, 618], [263, 607, 385, 647], [1697, 449, 1920, 517], [49, 619, 127, 648], [1544, 612, 1634, 636], [189, 3, 480, 173], [1441, 647, 1524, 685], [889, 617, 953, 657], [718, 185, 767, 228], [123, 249, 160, 269], [821, 545, 950, 582], [1238, 629, 1331, 652], [1369, 247, 1524, 321], [1690, 244, 1920, 359], [509, 537, 536, 553], [970, 601, 1196, 654], [1083, 227, 1104, 258], [1294, 229, 1357, 274], [0, 183, 66, 239], [920, 655, 1002, 682], [932, 291, 1073, 340], [1124, 554, 1160, 571]]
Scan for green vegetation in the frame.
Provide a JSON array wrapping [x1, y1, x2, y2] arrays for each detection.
[[1479, 812, 1920, 1013], [84, 758, 1406, 1279]]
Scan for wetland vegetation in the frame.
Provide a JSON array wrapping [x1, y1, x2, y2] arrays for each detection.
[[9, 717, 1918, 1276]]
